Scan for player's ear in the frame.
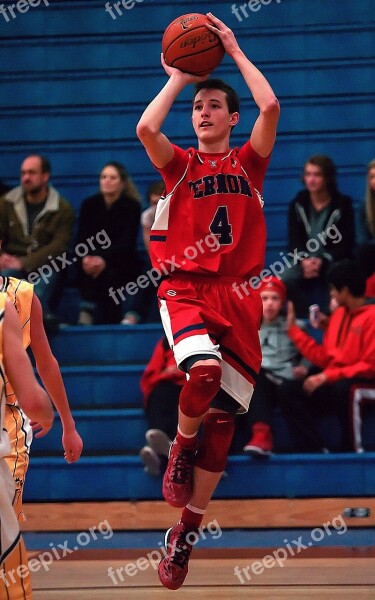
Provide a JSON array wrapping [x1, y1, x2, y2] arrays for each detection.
[[229, 112, 239, 126]]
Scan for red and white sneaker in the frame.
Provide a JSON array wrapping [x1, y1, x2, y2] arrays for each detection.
[[162, 439, 197, 508], [243, 422, 273, 457], [158, 521, 197, 590]]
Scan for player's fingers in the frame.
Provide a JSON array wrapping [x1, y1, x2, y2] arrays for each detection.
[[206, 12, 230, 32], [34, 429, 48, 438], [64, 450, 77, 463], [206, 12, 222, 24]]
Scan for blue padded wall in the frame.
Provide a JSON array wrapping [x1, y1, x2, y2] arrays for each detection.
[[1, 0, 374, 257]]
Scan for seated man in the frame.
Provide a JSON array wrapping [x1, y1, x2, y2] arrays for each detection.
[[0, 155, 74, 328], [286, 259, 375, 451]]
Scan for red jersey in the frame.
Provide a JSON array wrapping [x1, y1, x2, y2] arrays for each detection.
[[150, 141, 270, 279]]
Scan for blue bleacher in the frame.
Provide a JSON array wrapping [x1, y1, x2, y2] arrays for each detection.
[[2, 0, 375, 503], [27, 323, 375, 502]]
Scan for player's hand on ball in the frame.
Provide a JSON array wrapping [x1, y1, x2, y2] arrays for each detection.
[[161, 54, 208, 82], [206, 12, 241, 57], [62, 429, 84, 463]]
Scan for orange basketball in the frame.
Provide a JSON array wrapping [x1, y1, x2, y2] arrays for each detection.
[[162, 13, 225, 77]]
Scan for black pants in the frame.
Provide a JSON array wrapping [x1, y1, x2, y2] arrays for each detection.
[[284, 277, 330, 319], [246, 369, 326, 451], [145, 381, 181, 441], [280, 377, 371, 452], [78, 266, 132, 324]]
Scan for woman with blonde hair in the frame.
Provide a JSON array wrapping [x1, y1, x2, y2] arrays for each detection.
[[76, 161, 141, 324]]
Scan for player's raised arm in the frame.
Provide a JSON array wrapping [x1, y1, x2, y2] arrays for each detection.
[[136, 56, 207, 168], [206, 12, 280, 158]]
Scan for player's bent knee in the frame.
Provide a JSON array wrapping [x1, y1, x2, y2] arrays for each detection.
[[195, 412, 235, 472], [179, 364, 222, 418]]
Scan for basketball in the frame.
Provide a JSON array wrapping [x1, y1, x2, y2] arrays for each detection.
[[162, 13, 225, 77]]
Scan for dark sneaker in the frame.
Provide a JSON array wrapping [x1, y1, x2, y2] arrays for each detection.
[[158, 521, 197, 590], [243, 423, 273, 458], [162, 439, 196, 508], [140, 446, 161, 476]]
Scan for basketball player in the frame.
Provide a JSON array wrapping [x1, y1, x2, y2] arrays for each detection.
[[137, 12, 279, 589], [0, 295, 53, 599], [2, 275, 83, 521]]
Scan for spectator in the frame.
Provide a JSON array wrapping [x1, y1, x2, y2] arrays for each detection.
[[139, 336, 186, 476], [142, 180, 165, 252], [286, 259, 375, 451], [121, 180, 165, 325], [76, 161, 141, 325], [357, 158, 375, 245], [357, 159, 375, 297], [241, 277, 324, 457], [0, 155, 74, 330], [283, 155, 355, 318]]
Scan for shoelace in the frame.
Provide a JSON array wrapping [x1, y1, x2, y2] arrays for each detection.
[[170, 532, 193, 568], [171, 449, 194, 483]]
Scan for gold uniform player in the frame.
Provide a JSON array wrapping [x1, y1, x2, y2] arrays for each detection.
[[1, 276, 83, 520], [0, 293, 54, 599]]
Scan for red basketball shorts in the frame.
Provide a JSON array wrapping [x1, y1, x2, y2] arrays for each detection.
[[158, 274, 263, 413]]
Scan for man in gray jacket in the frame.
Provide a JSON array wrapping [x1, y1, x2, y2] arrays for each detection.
[[0, 155, 74, 328]]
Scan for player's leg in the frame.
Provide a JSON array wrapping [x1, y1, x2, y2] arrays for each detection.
[[4, 405, 33, 522], [158, 393, 237, 590], [163, 356, 222, 508], [0, 461, 32, 599], [158, 279, 223, 508], [0, 537, 32, 599]]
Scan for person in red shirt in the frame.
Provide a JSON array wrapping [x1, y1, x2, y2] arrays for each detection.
[[286, 259, 375, 450], [137, 12, 279, 590], [139, 336, 186, 476]]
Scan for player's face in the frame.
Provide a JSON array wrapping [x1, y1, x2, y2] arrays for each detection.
[[192, 89, 238, 144], [100, 166, 124, 197], [261, 291, 283, 322], [303, 163, 327, 194], [21, 157, 49, 195], [368, 167, 375, 192]]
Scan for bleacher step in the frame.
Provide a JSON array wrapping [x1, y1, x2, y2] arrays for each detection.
[[60, 365, 144, 407], [32, 409, 147, 454], [24, 453, 375, 502], [50, 324, 163, 365]]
